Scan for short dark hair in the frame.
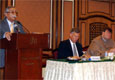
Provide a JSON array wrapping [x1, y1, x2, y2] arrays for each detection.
[[103, 27, 112, 33], [70, 28, 80, 33]]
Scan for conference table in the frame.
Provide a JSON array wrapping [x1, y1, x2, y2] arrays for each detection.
[[44, 59, 115, 80]]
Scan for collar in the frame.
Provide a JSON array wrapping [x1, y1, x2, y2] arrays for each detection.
[[69, 39, 75, 45], [101, 36, 108, 42], [6, 18, 14, 26]]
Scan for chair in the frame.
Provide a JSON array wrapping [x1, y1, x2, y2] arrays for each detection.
[[82, 46, 89, 51], [52, 48, 58, 59], [42, 50, 53, 67]]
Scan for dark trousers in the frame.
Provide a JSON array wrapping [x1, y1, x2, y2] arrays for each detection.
[[0, 49, 5, 68]]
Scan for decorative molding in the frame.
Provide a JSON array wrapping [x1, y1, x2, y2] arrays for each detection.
[[12, 0, 16, 6], [92, 0, 115, 3], [79, 15, 115, 22], [61, 0, 74, 41], [81, 0, 86, 15], [77, 0, 79, 28], [11, 0, 15, 6], [89, 22, 108, 43], [72, 0, 74, 28], [112, 3, 115, 17], [81, 22, 86, 47], [61, 0, 64, 41], [55, 0, 59, 48], [87, 0, 111, 16], [50, 0, 53, 49], [64, 0, 74, 1], [111, 24, 115, 41]]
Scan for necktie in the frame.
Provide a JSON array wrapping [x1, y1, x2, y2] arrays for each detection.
[[10, 23, 14, 33], [73, 43, 79, 56]]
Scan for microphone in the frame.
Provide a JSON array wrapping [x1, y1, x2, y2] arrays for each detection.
[[14, 22, 20, 33], [14, 21, 30, 33]]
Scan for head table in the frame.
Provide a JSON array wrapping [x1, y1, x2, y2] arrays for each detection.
[[44, 59, 115, 80]]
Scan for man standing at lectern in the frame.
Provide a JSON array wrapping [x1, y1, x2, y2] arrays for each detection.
[[0, 6, 25, 40], [0, 6, 25, 79]]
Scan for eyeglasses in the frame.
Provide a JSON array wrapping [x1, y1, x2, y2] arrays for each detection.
[[7, 11, 18, 14]]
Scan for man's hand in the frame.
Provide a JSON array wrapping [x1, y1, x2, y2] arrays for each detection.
[[109, 48, 115, 53], [81, 54, 91, 59], [69, 56, 80, 59], [4, 32, 12, 41]]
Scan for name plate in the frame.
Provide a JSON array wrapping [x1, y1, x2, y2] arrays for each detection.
[[89, 56, 101, 61]]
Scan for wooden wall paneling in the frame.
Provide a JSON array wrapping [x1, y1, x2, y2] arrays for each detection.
[[112, 3, 115, 17], [1, 0, 8, 19], [79, 0, 89, 17], [81, 0, 86, 15], [79, 0, 115, 47], [111, 24, 115, 41], [85, 20, 89, 46], [0, 0, 11, 20], [52, 0, 57, 49], [109, 0, 112, 16], [63, 1, 72, 40], [87, 18, 112, 42], [79, 20, 89, 47], [88, 0, 110, 15], [87, 18, 112, 28], [56, 0, 62, 48], [74, 0, 79, 28], [8, 0, 11, 6], [78, 0, 114, 19], [80, 22, 86, 47], [15, 0, 50, 33], [52, 0, 62, 49]]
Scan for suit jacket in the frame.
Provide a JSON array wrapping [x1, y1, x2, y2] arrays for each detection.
[[0, 18, 25, 68], [87, 36, 115, 57], [58, 39, 83, 59], [0, 18, 25, 39]]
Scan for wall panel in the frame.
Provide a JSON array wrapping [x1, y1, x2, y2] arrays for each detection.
[[16, 0, 51, 33], [63, 1, 72, 40], [112, 24, 115, 41], [112, 3, 115, 17], [88, 0, 110, 15], [79, 0, 115, 47], [80, 22, 86, 47]]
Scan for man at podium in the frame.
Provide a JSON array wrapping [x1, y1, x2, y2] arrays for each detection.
[[0, 6, 25, 78], [0, 6, 25, 40]]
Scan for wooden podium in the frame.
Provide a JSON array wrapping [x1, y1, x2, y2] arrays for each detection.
[[0, 33, 49, 80]]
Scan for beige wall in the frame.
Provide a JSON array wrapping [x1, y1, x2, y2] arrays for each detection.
[[63, 2, 72, 40], [15, 0, 51, 33], [1, 0, 115, 49]]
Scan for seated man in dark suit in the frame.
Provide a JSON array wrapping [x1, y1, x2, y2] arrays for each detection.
[[58, 28, 83, 59], [0, 6, 25, 79]]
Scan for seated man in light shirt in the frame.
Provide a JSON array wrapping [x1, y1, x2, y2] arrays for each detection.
[[86, 27, 115, 58], [58, 28, 83, 59]]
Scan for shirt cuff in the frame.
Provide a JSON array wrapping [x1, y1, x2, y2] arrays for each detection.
[[3, 33, 6, 38]]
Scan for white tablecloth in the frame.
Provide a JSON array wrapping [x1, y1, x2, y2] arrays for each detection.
[[44, 60, 115, 80]]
